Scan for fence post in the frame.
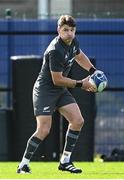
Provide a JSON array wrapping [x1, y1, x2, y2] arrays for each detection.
[[6, 8, 13, 108]]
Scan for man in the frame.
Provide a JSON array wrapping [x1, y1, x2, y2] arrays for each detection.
[[17, 15, 97, 174]]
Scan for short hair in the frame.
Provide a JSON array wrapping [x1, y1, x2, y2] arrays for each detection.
[[57, 15, 76, 28]]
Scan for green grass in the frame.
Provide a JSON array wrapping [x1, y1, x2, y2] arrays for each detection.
[[0, 162, 124, 179]]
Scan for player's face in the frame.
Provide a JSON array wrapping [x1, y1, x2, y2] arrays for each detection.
[[58, 24, 76, 45]]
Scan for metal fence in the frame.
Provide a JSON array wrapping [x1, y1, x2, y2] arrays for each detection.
[[95, 90, 124, 156], [0, 19, 124, 158]]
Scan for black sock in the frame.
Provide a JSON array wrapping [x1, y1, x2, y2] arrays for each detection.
[[24, 136, 42, 160], [64, 129, 80, 152]]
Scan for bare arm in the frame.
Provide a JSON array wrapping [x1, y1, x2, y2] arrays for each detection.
[[51, 71, 77, 88], [75, 50, 96, 72], [51, 71, 96, 91], [50, 50, 97, 91]]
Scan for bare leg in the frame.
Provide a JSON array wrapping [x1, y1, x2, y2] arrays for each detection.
[[58, 103, 84, 173], [17, 115, 52, 172]]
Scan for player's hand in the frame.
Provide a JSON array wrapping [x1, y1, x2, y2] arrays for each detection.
[[81, 76, 97, 92], [93, 69, 104, 75]]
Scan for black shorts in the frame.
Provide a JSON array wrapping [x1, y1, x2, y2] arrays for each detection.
[[33, 87, 76, 116]]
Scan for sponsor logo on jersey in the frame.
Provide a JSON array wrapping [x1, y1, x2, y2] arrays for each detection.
[[68, 57, 75, 64], [73, 46, 77, 53], [65, 54, 68, 59]]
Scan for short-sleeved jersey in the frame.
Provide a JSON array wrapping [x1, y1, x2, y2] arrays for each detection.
[[35, 36, 80, 90]]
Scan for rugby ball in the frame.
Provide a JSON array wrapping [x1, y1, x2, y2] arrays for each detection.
[[89, 70, 108, 92]]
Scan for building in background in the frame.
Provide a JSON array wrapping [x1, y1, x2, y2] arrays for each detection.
[[0, 0, 124, 19], [72, 0, 124, 18]]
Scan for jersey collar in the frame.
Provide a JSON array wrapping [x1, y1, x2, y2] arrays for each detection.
[[58, 36, 74, 50]]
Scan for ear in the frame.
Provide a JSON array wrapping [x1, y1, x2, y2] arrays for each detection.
[[57, 27, 60, 34]]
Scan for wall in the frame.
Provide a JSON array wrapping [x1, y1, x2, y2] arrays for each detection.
[[0, 19, 124, 156], [0, 18, 124, 88]]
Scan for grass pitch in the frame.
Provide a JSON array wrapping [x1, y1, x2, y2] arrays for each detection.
[[0, 162, 124, 179]]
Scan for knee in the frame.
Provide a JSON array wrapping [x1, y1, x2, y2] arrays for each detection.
[[71, 116, 84, 130], [38, 126, 50, 136], [76, 116, 84, 128], [36, 124, 51, 139]]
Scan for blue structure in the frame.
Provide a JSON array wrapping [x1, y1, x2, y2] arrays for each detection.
[[0, 18, 124, 156], [0, 18, 124, 89]]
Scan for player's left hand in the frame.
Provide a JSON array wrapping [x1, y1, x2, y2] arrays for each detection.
[[81, 76, 97, 92]]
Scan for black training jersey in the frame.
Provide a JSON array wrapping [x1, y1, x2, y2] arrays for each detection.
[[36, 36, 80, 89]]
